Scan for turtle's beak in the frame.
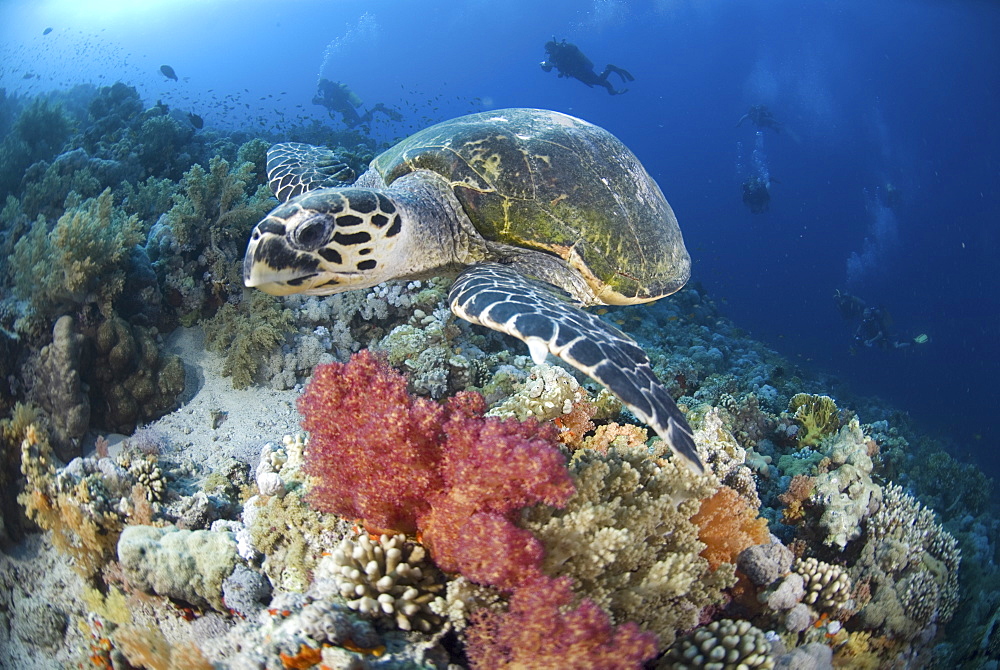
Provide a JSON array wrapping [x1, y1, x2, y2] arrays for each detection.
[[243, 228, 322, 295]]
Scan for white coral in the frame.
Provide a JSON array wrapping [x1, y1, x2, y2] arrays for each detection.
[[488, 363, 585, 422], [316, 533, 445, 632]]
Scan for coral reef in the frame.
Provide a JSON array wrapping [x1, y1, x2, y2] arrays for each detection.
[[315, 532, 445, 632], [299, 349, 573, 590], [1, 79, 996, 670], [660, 618, 774, 669], [465, 575, 659, 670], [521, 443, 734, 648], [117, 525, 239, 611]]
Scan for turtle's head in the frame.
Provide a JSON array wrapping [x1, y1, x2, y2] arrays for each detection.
[[244, 187, 407, 296]]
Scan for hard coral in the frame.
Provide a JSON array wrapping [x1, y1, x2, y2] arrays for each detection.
[[465, 575, 658, 670], [299, 350, 574, 590], [319, 532, 445, 632], [788, 394, 840, 447], [660, 618, 774, 670], [521, 444, 734, 648]]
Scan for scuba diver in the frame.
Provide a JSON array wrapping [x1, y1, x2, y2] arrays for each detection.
[[741, 175, 771, 214], [833, 289, 866, 321], [736, 104, 783, 133], [540, 39, 634, 95], [855, 306, 908, 350], [313, 79, 402, 128], [834, 292, 929, 352]]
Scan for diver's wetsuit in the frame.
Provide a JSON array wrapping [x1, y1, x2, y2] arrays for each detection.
[[742, 177, 770, 214], [541, 39, 634, 95]]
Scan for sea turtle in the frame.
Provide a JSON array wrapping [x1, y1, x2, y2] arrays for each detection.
[[243, 108, 701, 471]]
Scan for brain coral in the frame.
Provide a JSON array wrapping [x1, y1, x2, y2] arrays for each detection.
[[520, 443, 735, 648]]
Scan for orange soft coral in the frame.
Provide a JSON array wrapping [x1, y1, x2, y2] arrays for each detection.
[[580, 422, 649, 455], [691, 485, 770, 570], [778, 474, 816, 525]]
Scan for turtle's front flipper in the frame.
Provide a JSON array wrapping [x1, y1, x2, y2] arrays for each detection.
[[450, 263, 703, 473], [267, 142, 355, 203]]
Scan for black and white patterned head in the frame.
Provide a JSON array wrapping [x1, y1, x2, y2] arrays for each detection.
[[243, 188, 406, 295]]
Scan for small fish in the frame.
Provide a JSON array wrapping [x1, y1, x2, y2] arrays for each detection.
[[188, 112, 203, 129], [160, 64, 178, 81], [42, 27, 53, 35]]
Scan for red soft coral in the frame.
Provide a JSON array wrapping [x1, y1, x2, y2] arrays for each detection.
[[299, 350, 573, 589], [465, 575, 658, 670], [299, 349, 444, 534]]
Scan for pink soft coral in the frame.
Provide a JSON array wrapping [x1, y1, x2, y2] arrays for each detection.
[[465, 575, 659, 669], [301, 351, 658, 668], [299, 348, 445, 534], [299, 350, 574, 589]]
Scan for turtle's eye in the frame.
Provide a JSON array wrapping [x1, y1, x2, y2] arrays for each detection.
[[290, 213, 334, 251]]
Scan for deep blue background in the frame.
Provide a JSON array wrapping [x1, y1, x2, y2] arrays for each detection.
[[2, 0, 998, 476]]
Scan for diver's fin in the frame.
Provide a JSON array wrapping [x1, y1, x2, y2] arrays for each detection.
[[604, 64, 635, 83]]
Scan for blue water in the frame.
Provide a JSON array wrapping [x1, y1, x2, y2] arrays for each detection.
[[2, 0, 998, 476]]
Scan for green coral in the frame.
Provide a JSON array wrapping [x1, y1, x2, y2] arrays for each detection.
[[788, 393, 841, 447], [10, 188, 143, 330], [521, 443, 734, 648], [117, 525, 238, 611], [204, 291, 292, 389], [164, 155, 271, 252], [151, 154, 275, 321], [0, 98, 74, 201]]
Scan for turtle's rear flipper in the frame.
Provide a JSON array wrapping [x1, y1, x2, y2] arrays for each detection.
[[450, 263, 703, 473], [266, 143, 355, 202]]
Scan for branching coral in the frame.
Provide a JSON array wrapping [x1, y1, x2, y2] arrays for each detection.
[[521, 443, 734, 648], [852, 483, 961, 640]]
